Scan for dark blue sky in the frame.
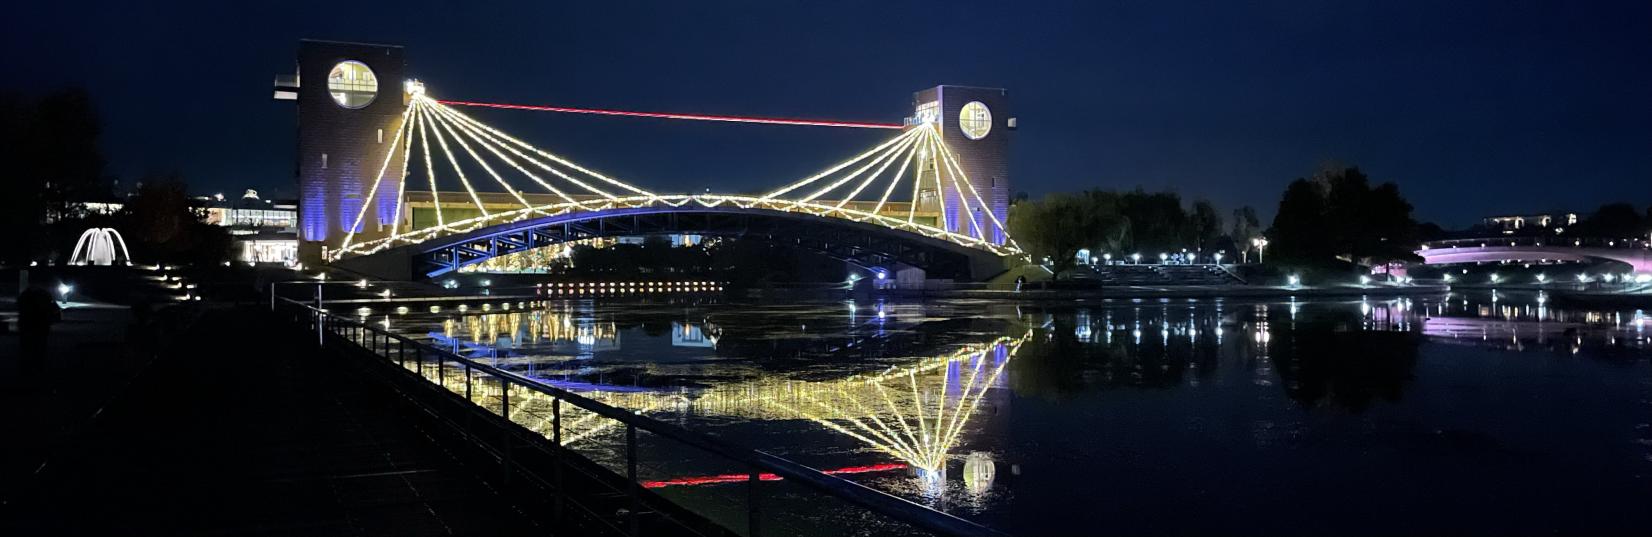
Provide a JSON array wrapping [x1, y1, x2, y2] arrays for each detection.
[[5, 0, 1647, 227]]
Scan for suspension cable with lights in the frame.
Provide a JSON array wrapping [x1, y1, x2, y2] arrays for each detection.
[[331, 87, 1023, 261]]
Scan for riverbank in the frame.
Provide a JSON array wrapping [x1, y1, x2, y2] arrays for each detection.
[[1447, 282, 1652, 308]]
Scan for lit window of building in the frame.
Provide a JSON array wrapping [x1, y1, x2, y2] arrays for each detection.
[[327, 60, 378, 109]]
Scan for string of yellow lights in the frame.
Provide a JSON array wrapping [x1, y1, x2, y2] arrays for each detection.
[[429, 100, 578, 204], [761, 129, 921, 200], [432, 98, 647, 198], [415, 99, 446, 228], [424, 100, 537, 213], [324, 91, 1028, 261], [389, 100, 419, 239], [926, 130, 949, 231], [934, 129, 1017, 247], [865, 129, 920, 214], [420, 102, 492, 218], [931, 127, 984, 239], [797, 128, 923, 203], [832, 135, 916, 207], [340, 102, 414, 252], [907, 138, 926, 224]]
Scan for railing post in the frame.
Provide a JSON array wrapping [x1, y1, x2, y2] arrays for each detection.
[[627, 423, 639, 537], [500, 380, 510, 418], [749, 470, 762, 537], [553, 396, 564, 522], [464, 363, 472, 401], [502, 380, 513, 485]]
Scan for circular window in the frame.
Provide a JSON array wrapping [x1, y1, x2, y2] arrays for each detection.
[[958, 101, 992, 140], [327, 60, 378, 109]]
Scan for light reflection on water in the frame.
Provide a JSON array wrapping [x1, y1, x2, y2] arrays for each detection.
[[386, 291, 1652, 535]]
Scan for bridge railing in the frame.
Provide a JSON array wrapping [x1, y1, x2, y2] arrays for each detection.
[[272, 297, 1004, 537], [1422, 236, 1650, 250]]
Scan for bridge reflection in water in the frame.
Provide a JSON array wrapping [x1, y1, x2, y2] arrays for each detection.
[[329, 291, 1652, 535], [384, 306, 1026, 495]]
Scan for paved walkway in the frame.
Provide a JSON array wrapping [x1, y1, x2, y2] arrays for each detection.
[[1, 305, 547, 535], [0, 301, 148, 494]]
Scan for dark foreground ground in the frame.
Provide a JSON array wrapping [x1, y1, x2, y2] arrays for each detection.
[[0, 303, 549, 535]]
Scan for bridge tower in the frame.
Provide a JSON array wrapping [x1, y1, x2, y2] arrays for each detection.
[[911, 86, 1012, 245], [277, 39, 409, 263]]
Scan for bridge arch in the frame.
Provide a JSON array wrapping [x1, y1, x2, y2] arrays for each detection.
[[334, 205, 1011, 281]]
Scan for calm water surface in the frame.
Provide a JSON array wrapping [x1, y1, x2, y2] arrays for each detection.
[[382, 291, 1652, 536]]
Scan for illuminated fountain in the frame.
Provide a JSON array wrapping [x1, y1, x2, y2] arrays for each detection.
[[68, 227, 133, 266]]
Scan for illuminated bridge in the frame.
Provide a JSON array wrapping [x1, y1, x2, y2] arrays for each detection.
[[1416, 237, 1652, 274], [285, 40, 1023, 282]]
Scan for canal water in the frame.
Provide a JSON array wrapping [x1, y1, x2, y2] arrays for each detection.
[[378, 291, 1652, 536]]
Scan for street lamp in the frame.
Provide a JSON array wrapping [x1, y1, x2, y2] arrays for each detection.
[[1131, 253, 1141, 264], [1251, 237, 1269, 264], [1102, 253, 1112, 265], [57, 283, 72, 302], [1213, 252, 1224, 265], [1158, 252, 1168, 264]]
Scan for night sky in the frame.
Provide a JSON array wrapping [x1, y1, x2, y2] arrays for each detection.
[[5, 1, 1648, 227]]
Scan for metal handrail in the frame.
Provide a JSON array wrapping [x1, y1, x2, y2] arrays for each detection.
[[274, 296, 1004, 537]]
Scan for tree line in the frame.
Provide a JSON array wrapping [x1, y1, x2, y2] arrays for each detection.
[[1006, 189, 1260, 275], [1006, 166, 1430, 278], [1009, 163, 1652, 279]]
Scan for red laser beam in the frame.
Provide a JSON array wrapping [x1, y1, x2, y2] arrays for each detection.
[[438, 100, 906, 130], [642, 463, 908, 489]]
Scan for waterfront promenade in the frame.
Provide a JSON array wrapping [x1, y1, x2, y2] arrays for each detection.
[[0, 304, 548, 535]]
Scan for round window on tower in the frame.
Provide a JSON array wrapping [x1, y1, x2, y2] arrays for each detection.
[[327, 60, 378, 109], [958, 101, 992, 140]]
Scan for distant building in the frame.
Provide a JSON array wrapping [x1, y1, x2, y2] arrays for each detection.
[[202, 189, 297, 229], [1482, 211, 1581, 234], [198, 189, 300, 265]]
